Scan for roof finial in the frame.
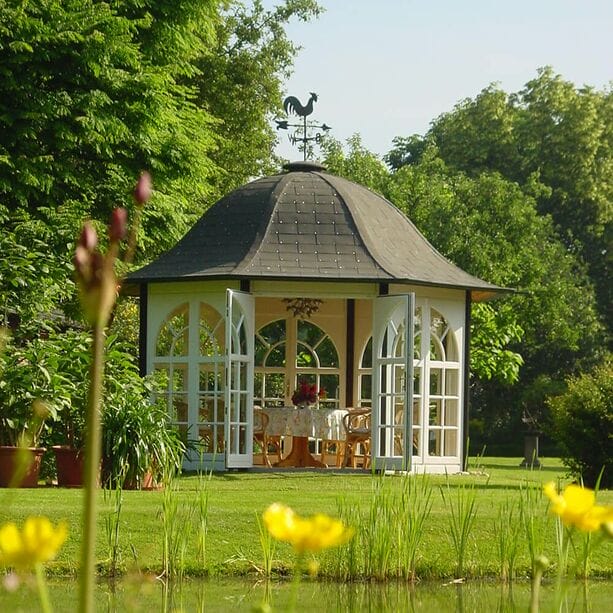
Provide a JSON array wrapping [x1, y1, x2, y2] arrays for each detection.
[[276, 92, 331, 161]]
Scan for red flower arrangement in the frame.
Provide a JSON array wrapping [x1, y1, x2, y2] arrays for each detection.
[[291, 380, 326, 406]]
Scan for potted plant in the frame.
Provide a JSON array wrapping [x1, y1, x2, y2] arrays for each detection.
[[45, 331, 91, 486], [0, 336, 61, 487], [101, 341, 186, 489]]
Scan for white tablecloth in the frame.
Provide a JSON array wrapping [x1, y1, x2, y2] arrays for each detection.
[[263, 407, 348, 440]]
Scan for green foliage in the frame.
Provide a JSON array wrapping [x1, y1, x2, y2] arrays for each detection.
[[0, 335, 70, 446], [102, 339, 186, 487], [549, 357, 613, 488], [194, 0, 323, 194], [387, 67, 612, 334]]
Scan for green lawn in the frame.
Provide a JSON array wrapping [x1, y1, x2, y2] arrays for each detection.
[[1, 457, 612, 580]]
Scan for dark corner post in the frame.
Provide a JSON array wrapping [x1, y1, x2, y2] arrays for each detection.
[[378, 283, 389, 296], [240, 279, 251, 293], [462, 291, 472, 471], [346, 299, 355, 407], [138, 284, 148, 377]]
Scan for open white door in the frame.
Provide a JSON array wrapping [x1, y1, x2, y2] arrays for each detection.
[[372, 294, 414, 470], [225, 289, 254, 468]]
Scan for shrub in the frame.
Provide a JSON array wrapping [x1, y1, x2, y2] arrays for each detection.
[[548, 358, 613, 488]]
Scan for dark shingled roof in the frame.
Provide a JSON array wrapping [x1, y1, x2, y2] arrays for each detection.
[[127, 162, 505, 298]]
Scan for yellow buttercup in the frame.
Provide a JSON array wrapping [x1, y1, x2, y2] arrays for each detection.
[[263, 503, 353, 553], [544, 482, 613, 532], [0, 516, 68, 569]]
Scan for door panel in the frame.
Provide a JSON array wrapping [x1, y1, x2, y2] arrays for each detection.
[[372, 294, 414, 470], [225, 290, 254, 468]]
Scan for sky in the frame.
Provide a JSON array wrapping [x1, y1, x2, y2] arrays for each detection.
[[270, 0, 612, 161]]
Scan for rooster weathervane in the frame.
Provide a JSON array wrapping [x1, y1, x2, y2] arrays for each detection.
[[275, 92, 331, 160]]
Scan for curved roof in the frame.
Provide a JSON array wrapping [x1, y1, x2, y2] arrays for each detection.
[[128, 162, 504, 299]]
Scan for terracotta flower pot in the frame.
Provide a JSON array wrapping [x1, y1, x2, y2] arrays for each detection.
[[0, 446, 45, 488], [52, 445, 85, 487]]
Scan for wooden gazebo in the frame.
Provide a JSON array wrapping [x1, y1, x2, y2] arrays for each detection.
[[127, 161, 503, 472]]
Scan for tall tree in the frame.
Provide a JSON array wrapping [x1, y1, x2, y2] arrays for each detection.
[[387, 68, 612, 335], [193, 0, 322, 195]]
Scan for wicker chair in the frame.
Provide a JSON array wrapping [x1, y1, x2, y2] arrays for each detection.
[[253, 407, 282, 467], [342, 408, 371, 468]]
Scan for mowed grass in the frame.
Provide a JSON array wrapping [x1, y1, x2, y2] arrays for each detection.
[[1, 457, 611, 580]]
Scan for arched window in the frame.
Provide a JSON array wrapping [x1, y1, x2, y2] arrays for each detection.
[[197, 303, 225, 454], [153, 301, 225, 455], [253, 318, 340, 408], [254, 319, 287, 407], [295, 319, 340, 409], [154, 303, 189, 443], [426, 309, 460, 457]]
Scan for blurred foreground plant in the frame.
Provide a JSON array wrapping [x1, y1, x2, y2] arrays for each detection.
[[75, 172, 151, 613], [0, 516, 67, 613], [263, 503, 353, 612]]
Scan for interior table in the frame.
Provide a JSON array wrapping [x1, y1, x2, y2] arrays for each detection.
[[262, 406, 348, 467]]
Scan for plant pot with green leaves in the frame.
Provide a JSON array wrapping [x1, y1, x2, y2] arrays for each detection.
[[44, 331, 92, 486], [0, 337, 63, 487], [101, 343, 186, 489]]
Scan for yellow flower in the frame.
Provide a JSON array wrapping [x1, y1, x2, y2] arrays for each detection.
[[544, 482, 613, 532], [263, 503, 354, 553], [0, 517, 68, 569]]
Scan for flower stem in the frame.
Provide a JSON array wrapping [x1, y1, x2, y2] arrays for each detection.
[[289, 554, 304, 612], [78, 321, 106, 613], [35, 563, 52, 613]]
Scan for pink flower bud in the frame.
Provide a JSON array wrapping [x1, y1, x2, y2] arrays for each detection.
[[109, 207, 127, 242], [133, 171, 152, 205], [73, 245, 91, 277], [78, 222, 97, 251]]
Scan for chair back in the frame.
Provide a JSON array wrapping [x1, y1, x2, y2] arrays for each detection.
[[343, 408, 371, 435], [253, 407, 269, 434]]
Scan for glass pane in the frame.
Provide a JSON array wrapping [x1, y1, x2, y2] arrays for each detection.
[[199, 367, 220, 392], [394, 427, 404, 456], [199, 398, 213, 422], [444, 400, 459, 426], [360, 374, 372, 405], [253, 373, 264, 406], [445, 370, 459, 396], [412, 400, 421, 426], [429, 400, 442, 426], [428, 430, 441, 456], [414, 333, 421, 359], [411, 428, 420, 455], [297, 320, 323, 347], [267, 343, 286, 367], [361, 337, 373, 368], [394, 364, 405, 392], [258, 319, 286, 346], [430, 368, 442, 395], [444, 430, 458, 456], [429, 336, 443, 361], [171, 367, 188, 393], [255, 338, 267, 366], [319, 374, 339, 404], [296, 344, 317, 367], [264, 373, 285, 402], [394, 323, 405, 358], [317, 336, 339, 367], [156, 304, 189, 357], [200, 303, 224, 356], [174, 398, 188, 422]]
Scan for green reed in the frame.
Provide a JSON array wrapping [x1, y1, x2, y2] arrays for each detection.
[[440, 477, 478, 578], [159, 460, 190, 581], [397, 471, 433, 581], [519, 481, 549, 578], [103, 478, 125, 576], [495, 498, 522, 581]]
